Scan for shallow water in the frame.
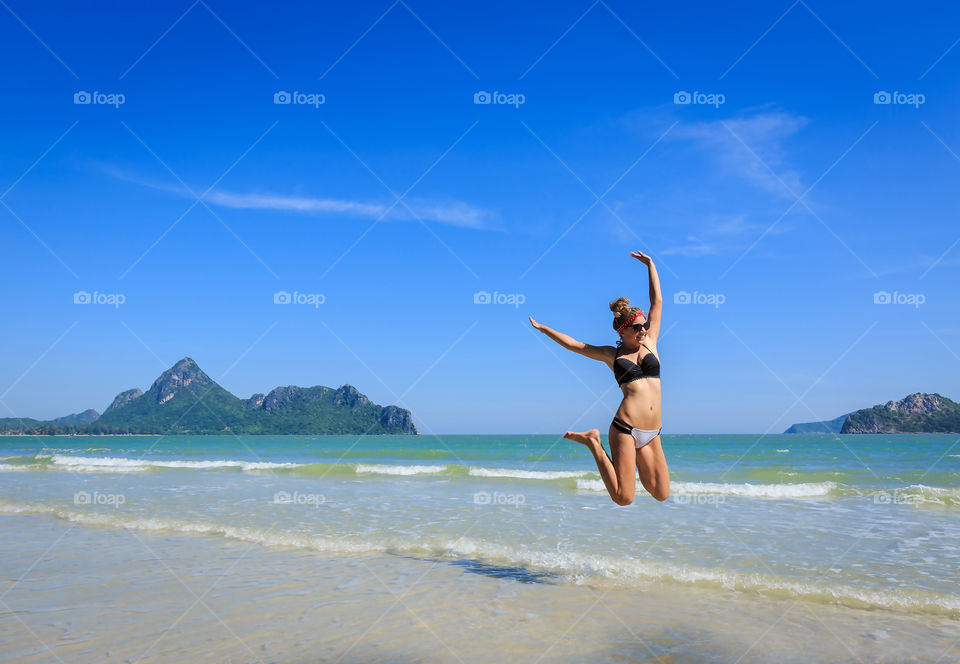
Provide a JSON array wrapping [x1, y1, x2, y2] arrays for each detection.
[[1, 433, 959, 626], [3, 514, 959, 663]]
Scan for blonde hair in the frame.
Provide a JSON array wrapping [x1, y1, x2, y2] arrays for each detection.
[[609, 296, 644, 333]]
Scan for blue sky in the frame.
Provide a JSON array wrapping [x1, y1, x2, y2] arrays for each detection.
[[1, 0, 958, 433]]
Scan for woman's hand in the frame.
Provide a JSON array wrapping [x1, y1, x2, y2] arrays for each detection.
[[630, 250, 653, 266], [529, 316, 545, 331]]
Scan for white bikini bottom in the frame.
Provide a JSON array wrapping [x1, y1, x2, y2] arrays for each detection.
[[611, 416, 661, 448]]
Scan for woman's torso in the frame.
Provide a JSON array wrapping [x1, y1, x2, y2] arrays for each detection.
[[607, 342, 662, 429]]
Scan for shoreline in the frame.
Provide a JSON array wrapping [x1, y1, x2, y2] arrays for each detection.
[[3, 513, 958, 663]]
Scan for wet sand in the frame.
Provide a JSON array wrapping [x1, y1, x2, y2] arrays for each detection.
[[2, 514, 958, 663]]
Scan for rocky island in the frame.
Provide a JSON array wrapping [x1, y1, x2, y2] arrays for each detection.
[[785, 393, 960, 434], [0, 357, 418, 435]]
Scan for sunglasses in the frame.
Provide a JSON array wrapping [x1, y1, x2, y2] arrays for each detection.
[[627, 322, 646, 333]]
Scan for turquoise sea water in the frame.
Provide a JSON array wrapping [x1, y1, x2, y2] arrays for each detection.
[[2, 433, 959, 619]]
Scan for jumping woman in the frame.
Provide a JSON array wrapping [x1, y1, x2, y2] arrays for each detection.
[[528, 250, 669, 505]]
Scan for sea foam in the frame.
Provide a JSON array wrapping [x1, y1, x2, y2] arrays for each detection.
[[576, 479, 838, 498], [2, 500, 957, 618]]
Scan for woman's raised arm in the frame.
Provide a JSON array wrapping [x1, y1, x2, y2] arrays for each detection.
[[631, 250, 662, 338]]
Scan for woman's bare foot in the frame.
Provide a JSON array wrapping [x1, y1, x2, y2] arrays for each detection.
[[564, 429, 601, 450]]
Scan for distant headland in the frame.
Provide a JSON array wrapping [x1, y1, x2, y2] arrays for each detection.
[[0, 357, 418, 436], [785, 393, 960, 434]]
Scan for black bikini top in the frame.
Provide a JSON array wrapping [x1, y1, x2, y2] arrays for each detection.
[[613, 343, 660, 385]]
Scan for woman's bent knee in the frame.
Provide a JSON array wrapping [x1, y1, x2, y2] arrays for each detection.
[[651, 485, 670, 502]]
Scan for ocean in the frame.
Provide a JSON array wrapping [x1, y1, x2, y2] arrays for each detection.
[[2, 433, 959, 662]]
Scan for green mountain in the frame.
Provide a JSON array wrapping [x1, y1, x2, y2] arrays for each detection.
[[92, 358, 249, 434], [1, 358, 418, 435], [784, 393, 960, 434], [783, 413, 850, 434], [49, 409, 101, 427], [0, 416, 44, 434], [841, 393, 960, 433], [0, 409, 101, 435]]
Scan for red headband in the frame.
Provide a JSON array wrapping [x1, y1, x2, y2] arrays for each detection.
[[616, 310, 645, 334]]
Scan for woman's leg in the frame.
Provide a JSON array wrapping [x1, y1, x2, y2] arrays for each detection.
[[563, 425, 637, 506], [636, 435, 670, 501]]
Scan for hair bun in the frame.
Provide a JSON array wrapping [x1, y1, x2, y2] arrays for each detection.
[[609, 296, 631, 317]]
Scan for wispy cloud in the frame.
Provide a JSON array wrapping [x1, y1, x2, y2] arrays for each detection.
[[671, 110, 810, 198], [661, 214, 791, 256], [206, 190, 386, 216], [611, 108, 810, 256], [103, 167, 500, 230]]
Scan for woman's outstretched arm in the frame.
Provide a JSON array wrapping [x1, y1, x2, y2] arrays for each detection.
[[529, 317, 613, 363]]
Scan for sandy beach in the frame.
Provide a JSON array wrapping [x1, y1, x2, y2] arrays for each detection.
[[2, 433, 959, 662], [4, 513, 959, 663]]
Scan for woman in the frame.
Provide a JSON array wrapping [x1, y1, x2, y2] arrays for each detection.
[[528, 250, 669, 505]]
